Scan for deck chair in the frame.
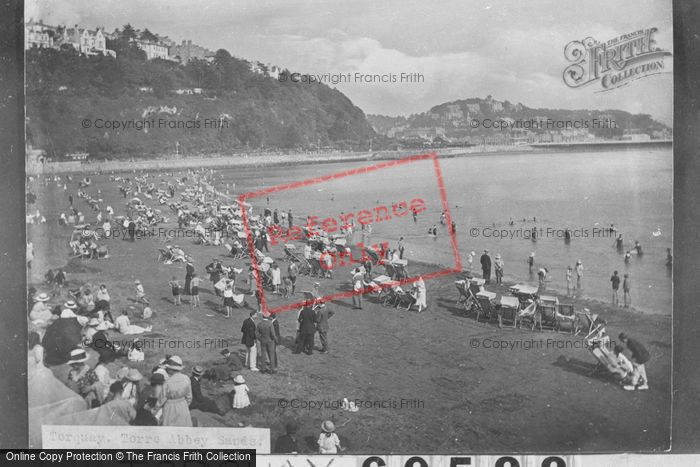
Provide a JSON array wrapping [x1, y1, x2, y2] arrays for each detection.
[[368, 275, 392, 298], [537, 301, 557, 331], [476, 296, 498, 323], [585, 326, 626, 379], [382, 287, 400, 308], [394, 288, 416, 311], [498, 296, 519, 328], [156, 248, 172, 262], [555, 303, 576, 334], [455, 281, 474, 313], [587, 345, 629, 379], [517, 300, 537, 330]]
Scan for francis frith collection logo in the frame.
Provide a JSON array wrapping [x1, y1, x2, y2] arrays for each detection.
[[563, 27, 671, 91]]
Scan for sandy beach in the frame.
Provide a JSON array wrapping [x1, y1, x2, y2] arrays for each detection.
[[26, 163, 672, 453]]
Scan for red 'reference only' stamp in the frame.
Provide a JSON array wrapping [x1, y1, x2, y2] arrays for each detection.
[[239, 153, 462, 315]]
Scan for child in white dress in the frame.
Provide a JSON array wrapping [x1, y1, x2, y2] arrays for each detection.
[[231, 375, 250, 409], [318, 420, 343, 454]]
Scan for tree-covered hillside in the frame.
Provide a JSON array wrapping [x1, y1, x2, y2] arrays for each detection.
[[26, 43, 375, 159]]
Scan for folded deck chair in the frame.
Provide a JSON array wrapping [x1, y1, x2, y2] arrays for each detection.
[[455, 280, 473, 313], [395, 288, 416, 311], [382, 287, 400, 308], [517, 300, 538, 330], [555, 303, 576, 334]]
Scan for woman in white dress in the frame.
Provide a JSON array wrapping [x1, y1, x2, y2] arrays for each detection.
[[414, 276, 427, 313], [231, 375, 250, 409], [317, 420, 343, 454], [271, 264, 282, 294], [115, 309, 152, 335]]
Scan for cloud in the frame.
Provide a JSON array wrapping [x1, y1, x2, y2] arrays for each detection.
[[25, 0, 673, 123]]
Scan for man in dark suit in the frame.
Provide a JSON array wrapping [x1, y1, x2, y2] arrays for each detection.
[[315, 305, 334, 353], [240, 311, 258, 371], [189, 366, 221, 414], [480, 249, 492, 284], [273, 422, 300, 453], [205, 259, 224, 296], [295, 305, 317, 355], [256, 314, 278, 373]]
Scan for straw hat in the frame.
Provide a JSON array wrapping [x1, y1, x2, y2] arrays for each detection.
[[576, 259, 582, 264], [60, 309, 77, 318], [495, 254, 501, 259], [165, 355, 184, 371], [87, 318, 100, 327], [64, 300, 78, 309], [321, 420, 335, 433], [233, 374, 245, 384], [68, 348, 88, 364], [470, 251, 476, 256], [192, 365, 205, 377], [34, 292, 50, 302], [134, 279, 141, 284], [530, 252, 535, 257], [126, 368, 143, 382], [116, 367, 129, 380]]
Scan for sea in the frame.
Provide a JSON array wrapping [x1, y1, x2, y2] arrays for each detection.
[[211, 148, 672, 314]]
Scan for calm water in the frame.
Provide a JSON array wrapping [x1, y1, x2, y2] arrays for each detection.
[[213, 149, 672, 314]]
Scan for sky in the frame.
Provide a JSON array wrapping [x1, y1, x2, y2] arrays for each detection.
[[26, 0, 673, 124]]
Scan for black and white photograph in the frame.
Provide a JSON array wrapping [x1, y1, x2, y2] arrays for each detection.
[[20, 0, 675, 458]]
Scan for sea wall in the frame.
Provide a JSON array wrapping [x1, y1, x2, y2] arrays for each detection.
[[27, 147, 478, 175]]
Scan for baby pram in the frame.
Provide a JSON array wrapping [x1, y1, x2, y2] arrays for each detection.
[[391, 259, 409, 280], [284, 244, 311, 275], [308, 251, 323, 277], [363, 246, 382, 264], [225, 237, 249, 260]]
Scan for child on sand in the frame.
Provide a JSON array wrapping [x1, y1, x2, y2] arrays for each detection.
[[231, 375, 250, 409], [318, 420, 344, 454], [134, 280, 149, 305], [190, 274, 201, 308], [168, 277, 181, 305]]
